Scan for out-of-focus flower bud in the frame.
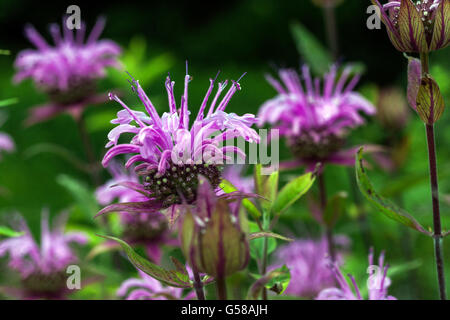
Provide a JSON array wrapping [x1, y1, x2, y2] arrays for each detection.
[[180, 176, 249, 279], [371, 0, 449, 53], [376, 87, 410, 130]]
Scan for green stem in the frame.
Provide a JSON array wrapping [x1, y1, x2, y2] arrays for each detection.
[[323, 4, 339, 60], [319, 172, 336, 261]]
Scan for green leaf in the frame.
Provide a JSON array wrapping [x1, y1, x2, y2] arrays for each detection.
[[99, 235, 192, 288], [355, 148, 431, 235], [0, 98, 18, 107], [0, 226, 24, 238], [57, 174, 99, 221], [271, 172, 315, 216], [416, 74, 445, 124], [249, 232, 293, 242], [220, 179, 261, 219], [254, 164, 279, 212], [290, 21, 332, 75], [247, 265, 291, 299], [0, 49, 10, 55], [323, 192, 347, 228]]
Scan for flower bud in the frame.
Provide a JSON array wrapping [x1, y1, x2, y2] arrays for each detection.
[[371, 0, 449, 53], [180, 176, 249, 278]]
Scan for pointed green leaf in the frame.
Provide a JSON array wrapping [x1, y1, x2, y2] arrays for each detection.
[[99, 235, 192, 288], [290, 21, 332, 75], [416, 74, 445, 124], [0, 98, 18, 108], [0, 226, 24, 238], [271, 172, 315, 216], [249, 232, 293, 242], [356, 148, 431, 235]]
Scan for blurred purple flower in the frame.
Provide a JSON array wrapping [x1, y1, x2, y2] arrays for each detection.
[[13, 17, 121, 125], [97, 69, 259, 218], [258, 65, 375, 171], [96, 161, 176, 263], [117, 269, 195, 300], [316, 248, 396, 300], [221, 165, 254, 193], [0, 211, 87, 299], [273, 236, 349, 298]]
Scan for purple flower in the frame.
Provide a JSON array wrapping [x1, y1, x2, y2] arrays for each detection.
[[96, 161, 176, 263], [97, 69, 259, 217], [371, 0, 449, 53], [117, 269, 195, 300], [0, 131, 14, 160], [0, 211, 87, 299], [316, 248, 396, 300], [13, 17, 121, 125], [258, 65, 375, 171], [273, 236, 349, 298]]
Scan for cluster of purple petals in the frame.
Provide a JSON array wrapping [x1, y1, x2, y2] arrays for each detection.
[[316, 248, 396, 300], [258, 65, 375, 142], [0, 212, 86, 278], [14, 17, 121, 92], [102, 70, 260, 175]]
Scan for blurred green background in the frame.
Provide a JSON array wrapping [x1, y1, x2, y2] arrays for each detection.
[[0, 0, 449, 299]]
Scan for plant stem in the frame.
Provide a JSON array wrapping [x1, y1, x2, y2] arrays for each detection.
[[76, 115, 101, 186], [261, 236, 269, 300], [318, 171, 336, 261], [421, 51, 446, 300], [323, 4, 339, 61], [192, 269, 205, 300], [425, 123, 447, 300], [216, 276, 227, 300]]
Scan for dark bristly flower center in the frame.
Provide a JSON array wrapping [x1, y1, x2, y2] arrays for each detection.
[[142, 162, 222, 208], [288, 131, 345, 161], [44, 78, 97, 105], [22, 271, 67, 297]]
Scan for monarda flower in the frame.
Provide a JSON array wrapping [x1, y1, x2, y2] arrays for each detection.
[[371, 0, 449, 53], [272, 236, 349, 299], [14, 17, 121, 125], [98, 69, 259, 218], [117, 269, 195, 300], [316, 249, 396, 300], [0, 212, 87, 299], [96, 161, 176, 263], [258, 65, 375, 171]]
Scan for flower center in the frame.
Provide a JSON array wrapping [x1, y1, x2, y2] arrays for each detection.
[[288, 131, 345, 161], [142, 162, 222, 208], [22, 271, 67, 297], [44, 78, 96, 105]]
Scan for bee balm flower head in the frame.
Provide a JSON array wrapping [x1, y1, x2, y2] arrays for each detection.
[[97, 68, 259, 218], [258, 65, 375, 171]]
